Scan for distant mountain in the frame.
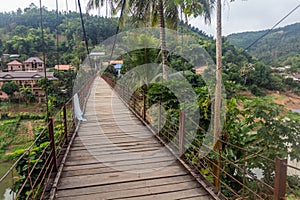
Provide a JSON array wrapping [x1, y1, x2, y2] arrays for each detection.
[[227, 23, 300, 66]]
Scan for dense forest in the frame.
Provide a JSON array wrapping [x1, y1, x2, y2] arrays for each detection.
[[227, 23, 300, 66], [0, 3, 118, 69]]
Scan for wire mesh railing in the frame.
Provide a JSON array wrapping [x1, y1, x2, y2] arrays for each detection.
[[0, 75, 95, 200], [102, 74, 300, 200]]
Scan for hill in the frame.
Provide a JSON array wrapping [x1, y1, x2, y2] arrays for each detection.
[[0, 3, 118, 69], [227, 23, 300, 66]]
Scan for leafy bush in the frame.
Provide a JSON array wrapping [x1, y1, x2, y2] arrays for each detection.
[[250, 84, 265, 96]]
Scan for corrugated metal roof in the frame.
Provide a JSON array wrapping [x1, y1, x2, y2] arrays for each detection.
[[7, 60, 22, 65], [24, 57, 44, 63], [0, 72, 57, 81]]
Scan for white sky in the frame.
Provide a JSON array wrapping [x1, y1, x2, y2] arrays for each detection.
[[0, 0, 299, 36]]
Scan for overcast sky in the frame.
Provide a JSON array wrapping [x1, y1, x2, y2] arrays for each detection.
[[0, 0, 299, 36]]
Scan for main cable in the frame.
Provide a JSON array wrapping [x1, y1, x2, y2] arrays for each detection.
[[109, 0, 126, 62], [245, 3, 300, 50], [77, 0, 91, 67]]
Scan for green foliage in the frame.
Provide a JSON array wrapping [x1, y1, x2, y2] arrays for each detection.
[[221, 95, 300, 197], [249, 84, 265, 96], [19, 87, 35, 104], [287, 175, 300, 197], [37, 70, 77, 111], [0, 5, 118, 68], [9, 140, 50, 199], [7, 114, 66, 199], [0, 118, 21, 156], [1, 82, 19, 100]]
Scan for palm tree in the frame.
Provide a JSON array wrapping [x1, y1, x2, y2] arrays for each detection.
[[87, 0, 216, 79], [212, 0, 222, 190]]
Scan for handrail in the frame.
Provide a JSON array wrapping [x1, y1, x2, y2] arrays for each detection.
[[101, 74, 300, 200], [0, 74, 96, 199]]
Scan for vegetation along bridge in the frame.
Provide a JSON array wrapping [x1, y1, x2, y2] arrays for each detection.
[[0, 74, 299, 200]]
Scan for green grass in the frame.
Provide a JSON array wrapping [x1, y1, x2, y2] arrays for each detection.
[[0, 161, 13, 199], [0, 117, 45, 160], [0, 118, 21, 158]]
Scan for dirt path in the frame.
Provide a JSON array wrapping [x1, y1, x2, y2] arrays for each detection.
[[271, 92, 300, 111]]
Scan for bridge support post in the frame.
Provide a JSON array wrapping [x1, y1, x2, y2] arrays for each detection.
[[63, 105, 68, 144], [158, 101, 162, 135], [48, 118, 58, 172], [179, 110, 185, 156], [143, 91, 146, 121], [274, 157, 287, 200]]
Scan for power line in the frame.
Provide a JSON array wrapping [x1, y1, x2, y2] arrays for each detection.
[[245, 3, 300, 50]]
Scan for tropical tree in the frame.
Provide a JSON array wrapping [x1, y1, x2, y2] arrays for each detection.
[[20, 87, 35, 104], [86, 0, 215, 78], [1, 82, 19, 102]]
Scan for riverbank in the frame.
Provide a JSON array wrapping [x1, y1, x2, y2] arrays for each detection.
[[268, 91, 300, 112]]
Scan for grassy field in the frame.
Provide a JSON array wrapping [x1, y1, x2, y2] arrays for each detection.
[[0, 102, 47, 199]]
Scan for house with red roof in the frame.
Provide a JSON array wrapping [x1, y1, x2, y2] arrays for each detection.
[[54, 64, 75, 71], [7, 60, 23, 71]]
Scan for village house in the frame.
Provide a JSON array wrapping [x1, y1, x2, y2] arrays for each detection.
[[24, 57, 44, 72], [0, 56, 57, 101], [0, 71, 57, 100], [54, 64, 75, 71], [7, 60, 23, 71]]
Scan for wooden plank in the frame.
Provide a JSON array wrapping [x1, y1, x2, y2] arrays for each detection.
[[115, 189, 212, 200], [56, 181, 207, 200], [63, 156, 175, 172], [65, 151, 174, 165], [62, 160, 179, 178], [56, 175, 195, 198], [69, 141, 161, 151], [68, 146, 161, 158], [70, 139, 159, 149], [64, 154, 174, 166], [58, 165, 188, 189], [180, 196, 213, 200]]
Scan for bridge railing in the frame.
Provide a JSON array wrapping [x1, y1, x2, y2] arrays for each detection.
[[0, 75, 95, 200], [102, 75, 300, 200]]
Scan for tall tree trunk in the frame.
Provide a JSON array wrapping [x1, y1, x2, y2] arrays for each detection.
[[213, 0, 222, 190], [214, 0, 222, 145], [158, 0, 168, 79]]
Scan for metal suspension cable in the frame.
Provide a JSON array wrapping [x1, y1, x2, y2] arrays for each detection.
[[109, 0, 127, 62], [56, 0, 60, 70], [77, 0, 91, 66], [245, 3, 300, 50], [39, 0, 50, 119]]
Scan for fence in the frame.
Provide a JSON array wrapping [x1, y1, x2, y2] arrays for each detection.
[[102, 75, 300, 200], [0, 75, 95, 200]]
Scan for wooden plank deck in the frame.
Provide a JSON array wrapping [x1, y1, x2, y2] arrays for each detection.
[[55, 77, 213, 200]]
